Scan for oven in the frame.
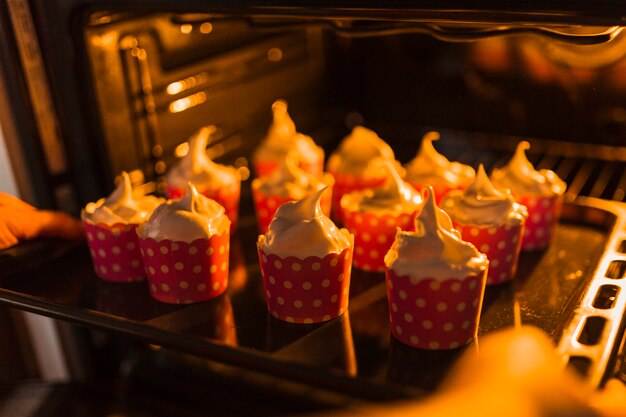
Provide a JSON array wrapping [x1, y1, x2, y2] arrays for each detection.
[[1, 1, 626, 414]]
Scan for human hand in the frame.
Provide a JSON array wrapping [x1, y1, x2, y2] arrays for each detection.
[[0, 193, 83, 250]]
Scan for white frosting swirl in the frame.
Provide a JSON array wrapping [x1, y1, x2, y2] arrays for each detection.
[[253, 153, 334, 199], [166, 126, 239, 190], [140, 183, 230, 242], [385, 187, 488, 279], [341, 161, 422, 215], [490, 141, 566, 196], [258, 188, 352, 258], [327, 126, 397, 176], [253, 100, 323, 165], [442, 165, 528, 226], [404, 131, 475, 188], [82, 171, 162, 226]]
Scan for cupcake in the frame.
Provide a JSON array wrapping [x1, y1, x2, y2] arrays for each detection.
[[82, 171, 163, 283], [252, 100, 324, 177], [327, 126, 400, 223], [490, 141, 566, 250], [442, 165, 528, 285], [252, 153, 334, 233], [404, 131, 475, 203], [384, 187, 489, 350], [138, 183, 231, 304], [165, 126, 241, 231], [340, 161, 422, 272], [257, 188, 354, 324]]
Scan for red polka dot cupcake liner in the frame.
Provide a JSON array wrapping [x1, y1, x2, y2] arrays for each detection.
[[385, 269, 487, 350], [341, 209, 417, 272], [257, 244, 353, 324], [518, 194, 563, 251], [254, 159, 324, 178], [166, 182, 240, 232], [329, 172, 387, 224], [251, 186, 332, 234], [83, 220, 145, 283], [138, 231, 230, 304], [453, 222, 525, 285]]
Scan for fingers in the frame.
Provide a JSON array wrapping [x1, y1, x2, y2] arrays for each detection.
[[36, 211, 84, 241], [0, 193, 36, 211]]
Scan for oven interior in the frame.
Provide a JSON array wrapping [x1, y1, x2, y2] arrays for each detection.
[[3, 5, 626, 407]]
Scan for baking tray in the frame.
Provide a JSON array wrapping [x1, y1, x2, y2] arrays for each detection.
[[0, 197, 623, 399]]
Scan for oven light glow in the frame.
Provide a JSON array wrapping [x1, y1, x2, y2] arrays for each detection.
[[175, 142, 190, 158], [267, 47, 283, 62], [200, 23, 213, 34], [180, 24, 192, 34], [169, 92, 207, 113], [166, 72, 209, 95]]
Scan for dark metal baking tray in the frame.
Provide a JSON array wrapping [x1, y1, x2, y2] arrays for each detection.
[[0, 197, 622, 399]]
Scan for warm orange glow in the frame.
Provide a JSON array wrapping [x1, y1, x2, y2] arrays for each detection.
[[267, 47, 283, 62], [169, 92, 206, 113], [166, 72, 209, 95], [180, 24, 192, 34], [174, 142, 190, 158], [200, 22, 213, 34]]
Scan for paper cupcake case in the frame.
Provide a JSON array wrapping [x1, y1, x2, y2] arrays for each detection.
[[254, 159, 324, 178], [518, 194, 563, 251], [385, 269, 487, 350], [139, 231, 230, 304], [342, 210, 416, 272], [454, 222, 525, 285], [329, 172, 387, 223], [257, 246, 353, 324], [252, 187, 333, 234], [84, 220, 145, 283], [166, 182, 241, 231]]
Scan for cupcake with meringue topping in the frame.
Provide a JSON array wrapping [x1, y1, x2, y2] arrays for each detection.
[[404, 131, 475, 203], [442, 165, 527, 285], [490, 141, 566, 250], [327, 126, 400, 223], [252, 153, 334, 233], [82, 171, 163, 282], [384, 186, 489, 350], [253, 100, 324, 177], [340, 161, 422, 272], [257, 188, 354, 324], [138, 183, 230, 304], [165, 125, 241, 231]]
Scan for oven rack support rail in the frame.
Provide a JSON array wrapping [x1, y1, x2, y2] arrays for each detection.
[[558, 197, 626, 387]]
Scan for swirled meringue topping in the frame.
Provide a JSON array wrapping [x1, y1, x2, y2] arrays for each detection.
[[404, 131, 475, 188], [258, 188, 352, 258], [140, 183, 230, 242], [385, 186, 488, 279], [253, 153, 334, 199], [326, 126, 396, 176], [442, 165, 528, 226], [82, 171, 162, 226], [341, 160, 422, 215], [490, 141, 566, 196], [253, 100, 323, 165], [166, 126, 239, 190]]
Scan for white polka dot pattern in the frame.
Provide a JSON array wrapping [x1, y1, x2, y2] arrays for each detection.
[[342, 209, 418, 272], [452, 220, 525, 285], [139, 229, 230, 304], [385, 268, 486, 350], [83, 221, 145, 283], [258, 246, 353, 324], [517, 194, 563, 250]]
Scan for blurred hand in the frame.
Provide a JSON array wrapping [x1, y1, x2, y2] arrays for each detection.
[[323, 326, 625, 417], [0, 193, 83, 250]]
